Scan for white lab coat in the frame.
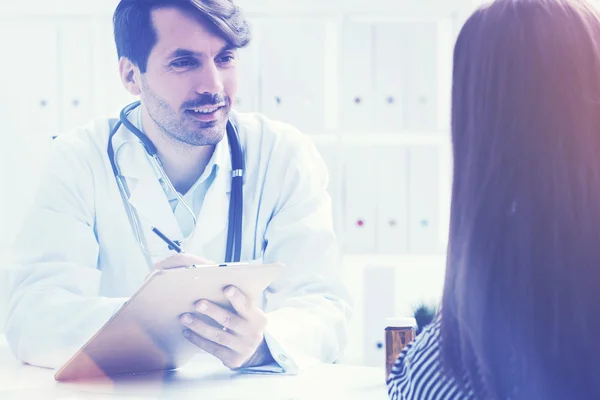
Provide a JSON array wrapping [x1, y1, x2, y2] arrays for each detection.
[[4, 106, 353, 373]]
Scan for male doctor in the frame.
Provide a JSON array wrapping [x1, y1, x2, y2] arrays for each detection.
[[5, 0, 352, 374]]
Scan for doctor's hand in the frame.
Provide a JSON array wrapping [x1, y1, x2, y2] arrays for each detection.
[[146, 253, 214, 280], [180, 286, 273, 370]]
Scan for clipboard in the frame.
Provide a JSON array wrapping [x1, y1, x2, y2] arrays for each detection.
[[54, 262, 285, 382]]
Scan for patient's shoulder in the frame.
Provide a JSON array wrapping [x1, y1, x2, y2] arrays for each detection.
[[386, 319, 472, 400]]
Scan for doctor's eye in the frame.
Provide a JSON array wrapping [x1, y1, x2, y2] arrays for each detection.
[[216, 53, 236, 66], [170, 58, 198, 69]]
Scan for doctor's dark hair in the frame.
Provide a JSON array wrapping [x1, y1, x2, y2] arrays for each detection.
[[441, 0, 600, 399], [113, 0, 251, 73]]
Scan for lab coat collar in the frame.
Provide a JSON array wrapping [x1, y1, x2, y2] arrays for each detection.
[[109, 104, 234, 262], [110, 104, 232, 186], [109, 105, 155, 180]]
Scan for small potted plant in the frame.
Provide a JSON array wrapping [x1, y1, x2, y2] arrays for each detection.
[[413, 303, 438, 335]]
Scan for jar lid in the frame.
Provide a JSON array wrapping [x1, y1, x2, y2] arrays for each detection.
[[385, 317, 417, 328]]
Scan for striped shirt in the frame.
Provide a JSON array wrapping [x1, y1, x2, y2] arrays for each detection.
[[386, 319, 473, 400]]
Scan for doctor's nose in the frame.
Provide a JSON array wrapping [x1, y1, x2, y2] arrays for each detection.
[[194, 63, 224, 95]]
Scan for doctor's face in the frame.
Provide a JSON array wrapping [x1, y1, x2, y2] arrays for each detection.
[[137, 7, 239, 146]]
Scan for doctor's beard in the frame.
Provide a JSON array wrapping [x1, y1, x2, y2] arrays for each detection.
[[139, 76, 229, 147]]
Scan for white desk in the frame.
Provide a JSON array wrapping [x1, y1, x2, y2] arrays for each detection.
[[0, 338, 388, 399]]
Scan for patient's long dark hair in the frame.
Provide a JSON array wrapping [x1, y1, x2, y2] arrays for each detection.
[[441, 0, 600, 398]]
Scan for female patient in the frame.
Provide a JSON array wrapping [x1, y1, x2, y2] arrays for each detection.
[[388, 0, 600, 399]]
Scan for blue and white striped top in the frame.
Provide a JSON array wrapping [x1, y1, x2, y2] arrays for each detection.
[[386, 319, 473, 400]]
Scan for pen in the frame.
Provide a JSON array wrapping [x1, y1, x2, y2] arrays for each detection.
[[151, 226, 184, 253]]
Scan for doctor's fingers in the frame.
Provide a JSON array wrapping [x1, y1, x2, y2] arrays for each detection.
[[153, 253, 214, 271], [183, 330, 250, 370], [225, 286, 268, 329], [180, 317, 252, 357], [194, 300, 252, 335]]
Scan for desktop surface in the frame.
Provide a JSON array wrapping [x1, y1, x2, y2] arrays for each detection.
[[0, 336, 388, 399]]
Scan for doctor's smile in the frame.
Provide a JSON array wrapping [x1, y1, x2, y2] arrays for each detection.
[[181, 93, 230, 124], [184, 102, 228, 123]]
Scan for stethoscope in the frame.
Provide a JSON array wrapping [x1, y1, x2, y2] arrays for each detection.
[[107, 101, 244, 262]]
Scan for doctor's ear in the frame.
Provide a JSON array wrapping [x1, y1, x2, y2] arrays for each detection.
[[118, 57, 141, 96]]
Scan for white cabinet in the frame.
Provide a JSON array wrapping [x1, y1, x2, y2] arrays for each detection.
[[342, 143, 444, 254], [58, 19, 95, 132], [341, 22, 374, 131], [0, 19, 60, 138], [408, 146, 441, 253], [236, 0, 343, 14], [363, 265, 396, 367], [399, 21, 446, 132], [343, 144, 378, 253], [234, 43, 260, 113], [341, 18, 453, 132], [372, 22, 406, 132], [0, 19, 58, 246], [342, 0, 470, 15], [257, 18, 330, 132], [376, 146, 409, 253]]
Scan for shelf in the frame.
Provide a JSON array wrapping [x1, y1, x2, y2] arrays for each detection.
[[306, 132, 451, 146]]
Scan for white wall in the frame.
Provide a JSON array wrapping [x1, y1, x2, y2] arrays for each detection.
[[0, 0, 478, 364]]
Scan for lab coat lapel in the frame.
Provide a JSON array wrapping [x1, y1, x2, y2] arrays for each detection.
[[126, 175, 184, 259], [185, 134, 232, 258], [111, 107, 183, 261]]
